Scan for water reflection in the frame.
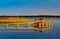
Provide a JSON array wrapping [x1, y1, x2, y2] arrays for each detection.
[[0, 17, 59, 39]]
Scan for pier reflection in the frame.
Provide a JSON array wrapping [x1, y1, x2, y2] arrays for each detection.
[[0, 17, 52, 32]]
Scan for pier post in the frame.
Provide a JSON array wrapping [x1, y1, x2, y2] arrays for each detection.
[[6, 24, 8, 28], [18, 24, 20, 28]]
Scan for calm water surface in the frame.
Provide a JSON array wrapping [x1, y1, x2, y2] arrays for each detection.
[[0, 17, 60, 39]]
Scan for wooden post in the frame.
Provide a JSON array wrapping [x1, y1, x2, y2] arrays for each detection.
[[39, 23, 41, 28], [46, 22, 48, 29], [48, 22, 51, 29], [43, 22, 44, 28], [18, 24, 19, 28], [28, 23, 29, 28], [6, 24, 8, 28]]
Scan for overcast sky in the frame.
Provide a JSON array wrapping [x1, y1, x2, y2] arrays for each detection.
[[0, 0, 60, 15]]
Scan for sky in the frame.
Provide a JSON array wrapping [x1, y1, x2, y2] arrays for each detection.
[[0, 0, 60, 15]]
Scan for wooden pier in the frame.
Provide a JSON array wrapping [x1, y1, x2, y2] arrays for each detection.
[[0, 17, 51, 32]]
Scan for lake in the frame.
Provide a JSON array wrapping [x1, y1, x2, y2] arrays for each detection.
[[0, 17, 60, 39]]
